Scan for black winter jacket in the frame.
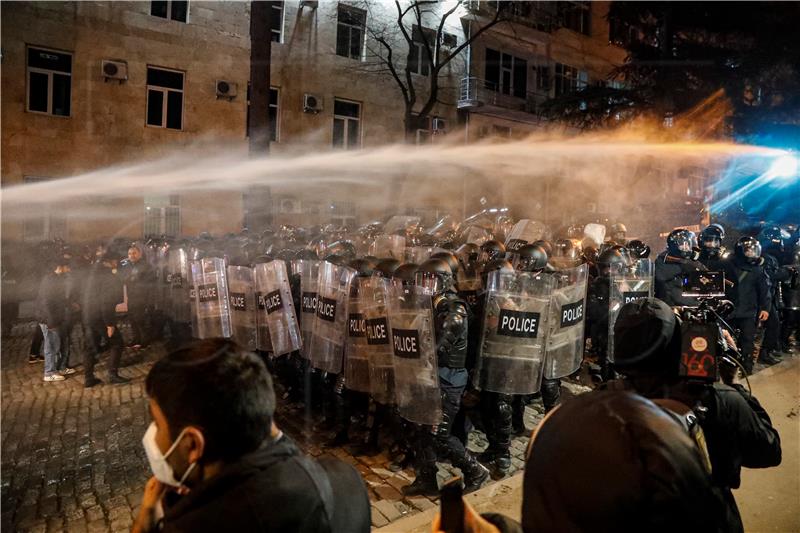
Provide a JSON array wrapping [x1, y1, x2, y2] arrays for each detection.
[[36, 272, 73, 327], [654, 251, 707, 307], [726, 257, 771, 319], [159, 435, 370, 533], [81, 266, 124, 327]]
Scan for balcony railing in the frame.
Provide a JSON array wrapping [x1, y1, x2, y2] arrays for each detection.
[[458, 77, 549, 115]]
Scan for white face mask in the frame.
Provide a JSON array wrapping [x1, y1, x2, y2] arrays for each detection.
[[142, 422, 197, 488]]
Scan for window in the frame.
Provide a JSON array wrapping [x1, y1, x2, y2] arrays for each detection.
[[554, 63, 588, 96], [408, 26, 434, 76], [332, 99, 361, 149], [268, 87, 279, 142], [246, 84, 279, 142], [535, 62, 551, 92], [146, 67, 184, 130], [336, 5, 365, 60], [22, 177, 66, 241], [26, 47, 71, 117], [270, 1, 284, 42], [144, 195, 181, 238], [484, 48, 527, 98], [559, 1, 590, 35], [151, 1, 188, 22]]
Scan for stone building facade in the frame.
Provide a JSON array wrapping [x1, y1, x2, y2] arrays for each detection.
[[1, 1, 627, 241]]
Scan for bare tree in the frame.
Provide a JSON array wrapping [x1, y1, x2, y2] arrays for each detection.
[[355, 1, 514, 141]]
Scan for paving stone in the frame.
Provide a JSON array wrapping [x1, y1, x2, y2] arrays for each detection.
[[370, 506, 389, 528], [373, 499, 403, 522]]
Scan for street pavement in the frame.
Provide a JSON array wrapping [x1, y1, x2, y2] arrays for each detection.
[[1, 322, 584, 532]]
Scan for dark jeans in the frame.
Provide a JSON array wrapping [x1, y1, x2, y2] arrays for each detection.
[[127, 305, 151, 346], [84, 321, 123, 379], [781, 309, 799, 347]]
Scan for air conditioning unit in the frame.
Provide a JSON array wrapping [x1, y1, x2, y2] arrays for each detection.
[[216, 80, 238, 99], [431, 117, 447, 132], [101, 60, 128, 81], [279, 198, 302, 214], [303, 93, 323, 113]]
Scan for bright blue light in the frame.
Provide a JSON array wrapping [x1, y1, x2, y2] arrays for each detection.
[[769, 154, 798, 179]]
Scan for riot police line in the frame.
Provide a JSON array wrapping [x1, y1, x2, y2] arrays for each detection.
[[15, 213, 792, 517]]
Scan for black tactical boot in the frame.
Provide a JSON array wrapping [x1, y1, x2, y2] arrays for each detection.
[[494, 451, 512, 475], [402, 470, 439, 497], [757, 352, 780, 365], [463, 460, 490, 493]]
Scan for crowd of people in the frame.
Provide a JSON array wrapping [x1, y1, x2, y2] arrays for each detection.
[[8, 213, 796, 532]]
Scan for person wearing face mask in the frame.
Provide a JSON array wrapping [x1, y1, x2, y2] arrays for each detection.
[[132, 339, 370, 533]]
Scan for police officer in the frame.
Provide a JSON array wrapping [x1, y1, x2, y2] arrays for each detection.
[[759, 226, 793, 363], [727, 237, 772, 373], [479, 240, 506, 265], [606, 298, 782, 532], [626, 239, 651, 260], [609, 223, 628, 245], [655, 229, 707, 307], [586, 247, 628, 380], [403, 258, 489, 496], [699, 224, 727, 269]]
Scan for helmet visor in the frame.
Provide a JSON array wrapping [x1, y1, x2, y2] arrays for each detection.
[[414, 271, 441, 294]]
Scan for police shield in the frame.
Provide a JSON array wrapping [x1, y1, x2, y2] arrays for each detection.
[[608, 259, 653, 362], [343, 277, 372, 393], [190, 257, 232, 339], [254, 260, 303, 356], [167, 248, 192, 324], [369, 235, 406, 260], [361, 276, 395, 404], [387, 280, 442, 425], [504, 219, 548, 254], [291, 259, 320, 359], [476, 270, 555, 395], [226, 265, 257, 351], [309, 262, 356, 374], [544, 264, 588, 379]]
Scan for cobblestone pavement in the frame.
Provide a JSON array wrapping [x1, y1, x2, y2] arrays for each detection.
[[1, 321, 589, 532]]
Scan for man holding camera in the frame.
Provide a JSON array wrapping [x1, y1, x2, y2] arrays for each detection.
[[605, 298, 782, 533]]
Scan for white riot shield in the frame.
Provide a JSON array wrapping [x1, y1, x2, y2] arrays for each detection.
[[361, 276, 395, 404], [369, 235, 406, 260], [504, 219, 548, 254], [309, 262, 356, 374], [190, 258, 232, 339], [476, 270, 555, 395], [291, 259, 320, 359], [226, 266, 257, 351], [167, 248, 192, 324], [544, 264, 589, 379], [254, 261, 302, 357], [387, 281, 442, 425], [343, 277, 371, 393], [608, 259, 653, 362]]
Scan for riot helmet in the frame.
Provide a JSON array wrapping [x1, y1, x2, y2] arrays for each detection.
[[627, 239, 651, 260], [610, 223, 628, 243], [456, 243, 480, 265], [735, 237, 762, 265], [515, 244, 549, 273], [326, 240, 357, 261], [415, 258, 454, 295], [374, 258, 401, 278], [666, 229, 697, 259], [480, 258, 514, 286], [348, 258, 374, 277], [480, 240, 506, 262], [597, 248, 628, 277], [324, 254, 346, 267], [295, 248, 318, 261], [551, 239, 582, 268], [532, 240, 553, 257], [699, 224, 725, 253], [393, 263, 419, 283], [431, 251, 460, 277], [758, 225, 785, 255]]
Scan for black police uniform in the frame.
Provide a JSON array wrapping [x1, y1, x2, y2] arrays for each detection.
[[761, 252, 791, 358], [726, 255, 771, 372], [654, 250, 707, 307]]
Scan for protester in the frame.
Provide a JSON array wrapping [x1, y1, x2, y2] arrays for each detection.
[[432, 391, 730, 533], [36, 254, 77, 381], [132, 339, 370, 533]]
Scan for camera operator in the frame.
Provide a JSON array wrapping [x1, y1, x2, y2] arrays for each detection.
[[655, 229, 707, 307], [604, 298, 782, 533], [727, 237, 773, 372]]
